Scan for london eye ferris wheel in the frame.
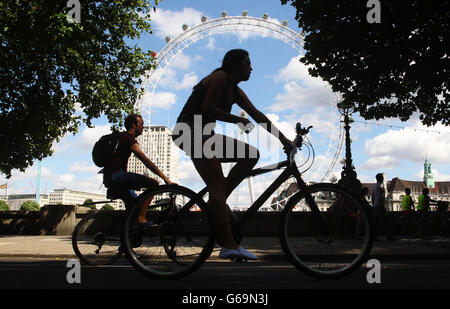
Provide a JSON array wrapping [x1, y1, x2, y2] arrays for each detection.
[[135, 11, 344, 209]]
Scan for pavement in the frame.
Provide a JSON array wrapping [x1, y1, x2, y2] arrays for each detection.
[[0, 235, 450, 261]]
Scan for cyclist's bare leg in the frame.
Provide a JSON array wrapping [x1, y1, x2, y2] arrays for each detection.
[[192, 157, 239, 249], [137, 177, 159, 224], [224, 156, 259, 199], [218, 134, 260, 199], [138, 195, 154, 224]]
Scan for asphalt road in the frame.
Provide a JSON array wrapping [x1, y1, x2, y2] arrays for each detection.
[[1, 257, 449, 291]]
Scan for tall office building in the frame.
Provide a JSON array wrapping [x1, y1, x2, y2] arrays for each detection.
[[127, 125, 179, 185]]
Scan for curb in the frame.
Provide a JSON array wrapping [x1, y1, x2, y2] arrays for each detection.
[[1, 252, 450, 262]]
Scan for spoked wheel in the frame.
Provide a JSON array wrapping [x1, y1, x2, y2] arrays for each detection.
[[72, 211, 123, 266], [123, 185, 215, 279], [280, 183, 373, 279]]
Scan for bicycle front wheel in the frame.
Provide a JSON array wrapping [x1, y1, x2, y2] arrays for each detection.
[[72, 211, 123, 266], [280, 183, 373, 279], [123, 185, 215, 279]]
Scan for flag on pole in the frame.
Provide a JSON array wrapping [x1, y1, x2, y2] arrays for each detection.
[[0, 183, 6, 189]]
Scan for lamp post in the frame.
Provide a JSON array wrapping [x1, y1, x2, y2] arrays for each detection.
[[337, 100, 362, 194]]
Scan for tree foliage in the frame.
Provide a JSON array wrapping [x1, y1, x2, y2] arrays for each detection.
[[0, 200, 9, 211], [19, 200, 40, 211], [0, 0, 159, 177], [82, 198, 96, 209], [100, 203, 114, 211], [281, 0, 449, 126]]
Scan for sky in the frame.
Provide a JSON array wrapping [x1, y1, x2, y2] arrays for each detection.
[[2, 0, 450, 208]]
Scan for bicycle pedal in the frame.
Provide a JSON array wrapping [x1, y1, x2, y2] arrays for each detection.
[[231, 257, 248, 263], [138, 222, 158, 230]]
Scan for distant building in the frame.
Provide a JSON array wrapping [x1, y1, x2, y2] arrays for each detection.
[[127, 125, 179, 185], [271, 158, 450, 211], [5, 194, 49, 211], [49, 188, 124, 210], [362, 159, 449, 211], [4, 189, 124, 211], [270, 180, 299, 211], [385, 178, 450, 211]]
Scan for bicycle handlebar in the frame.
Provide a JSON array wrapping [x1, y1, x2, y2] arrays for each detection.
[[288, 122, 313, 166]]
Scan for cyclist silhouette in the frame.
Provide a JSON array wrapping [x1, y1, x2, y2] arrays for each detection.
[[172, 49, 291, 260], [103, 114, 174, 225]]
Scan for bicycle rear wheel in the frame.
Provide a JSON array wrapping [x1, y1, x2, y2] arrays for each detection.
[[123, 185, 215, 279], [280, 183, 373, 279], [72, 211, 123, 266]]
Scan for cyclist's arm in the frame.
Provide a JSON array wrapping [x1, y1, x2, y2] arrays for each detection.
[[236, 87, 291, 147], [202, 71, 244, 124], [130, 143, 172, 184]]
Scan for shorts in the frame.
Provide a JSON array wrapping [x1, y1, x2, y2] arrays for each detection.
[[104, 170, 158, 210], [171, 122, 259, 162]]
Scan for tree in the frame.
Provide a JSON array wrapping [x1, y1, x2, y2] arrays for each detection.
[[280, 0, 449, 126], [0, 200, 9, 211], [0, 0, 159, 177], [20, 200, 40, 211], [100, 204, 115, 211], [82, 198, 96, 209]]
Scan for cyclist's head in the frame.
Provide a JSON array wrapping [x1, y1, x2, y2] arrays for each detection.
[[125, 114, 144, 135], [405, 187, 411, 195], [217, 49, 252, 81], [423, 188, 429, 195]]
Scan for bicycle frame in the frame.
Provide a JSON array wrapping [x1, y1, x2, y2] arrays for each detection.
[[194, 158, 321, 229], [175, 123, 324, 232]]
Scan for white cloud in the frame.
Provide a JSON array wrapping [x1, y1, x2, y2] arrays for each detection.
[[359, 118, 450, 174], [270, 57, 336, 112], [142, 53, 199, 100], [205, 37, 216, 50], [52, 124, 111, 156], [79, 125, 112, 151], [266, 113, 296, 140], [56, 174, 75, 186], [169, 53, 197, 71], [177, 159, 203, 188], [150, 8, 284, 45], [68, 174, 105, 194], [175, 72, 198, 90], [51, 133, 72, 155], [364, 122, 450, 165], [69, 161, 99, 173], [150, 8, 204, 39], [360, 155, 399, 171], [415, 168, 450, 182], [276, 57, 322, 87], [0, 165, 54, 195], [142, 91, 177, 110], [220, 17, 283, 42], [357, 174, 379, 184]]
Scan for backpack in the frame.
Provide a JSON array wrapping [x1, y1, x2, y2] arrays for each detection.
[[92, 131, 122, 167]]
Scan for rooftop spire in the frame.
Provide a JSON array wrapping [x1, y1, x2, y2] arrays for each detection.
[[424, 157, 435, 188]]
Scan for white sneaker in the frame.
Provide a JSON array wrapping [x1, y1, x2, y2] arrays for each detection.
[[219, 246, 258, 260]]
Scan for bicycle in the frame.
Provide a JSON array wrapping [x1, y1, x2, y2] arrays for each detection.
[[72, 194, 149, 266], [72, 201, 125, 266], [122, 123, 373, 279], [416, 201, 450, 237]]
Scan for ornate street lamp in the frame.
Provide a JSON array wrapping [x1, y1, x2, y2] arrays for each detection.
[[337, 100, 362, 194]]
